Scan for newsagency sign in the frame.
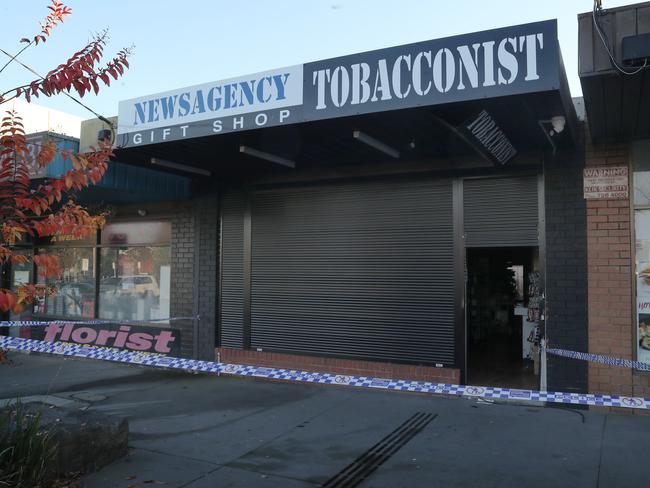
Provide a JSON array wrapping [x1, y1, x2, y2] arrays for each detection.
[[117, 65, 304, 147], [117, 20, 559, 148]]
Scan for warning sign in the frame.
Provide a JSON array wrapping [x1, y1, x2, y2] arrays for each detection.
[[583, 166, 629, 200]]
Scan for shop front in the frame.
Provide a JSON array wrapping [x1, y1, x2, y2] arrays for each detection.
[[6, 131, 195, 357], [102, 18, 584, 390], [578, 1, 650, 400]]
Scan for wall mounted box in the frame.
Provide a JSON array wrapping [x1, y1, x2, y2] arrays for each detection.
[[623, 33, 650, 65]]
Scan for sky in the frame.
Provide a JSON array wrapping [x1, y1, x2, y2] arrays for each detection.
[[0, 0, 635, 120]]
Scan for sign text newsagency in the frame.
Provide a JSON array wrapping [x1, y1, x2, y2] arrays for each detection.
[[117, 20, 558, 147]]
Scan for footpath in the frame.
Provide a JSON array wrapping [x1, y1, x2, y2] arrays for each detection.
[[2, 352, 649, 488]]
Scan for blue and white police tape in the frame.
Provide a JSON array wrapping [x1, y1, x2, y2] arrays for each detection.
[[1, 336, 648, 410], [544, 346, 650, 372], [0, 317, 199, 327]]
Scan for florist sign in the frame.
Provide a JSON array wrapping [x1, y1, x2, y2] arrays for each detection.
[[43, 322, 181, 356]]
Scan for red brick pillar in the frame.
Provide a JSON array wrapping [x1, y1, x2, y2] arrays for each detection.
[[585, 137, 634, 398]]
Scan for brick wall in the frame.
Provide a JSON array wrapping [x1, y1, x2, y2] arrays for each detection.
[[171, 204, 196, 358], [170, 195, 220, 360], [217, 347, 461, 383], [545, 150, 589, 393], [195, 194, 219, 360], [633, 372, 650, 399], [545, 127, 650, 406], [585, 135, 635, 398]]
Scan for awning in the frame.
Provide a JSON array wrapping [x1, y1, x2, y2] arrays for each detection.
[[579, 2, 650, 141], [77, 160, 190, 204], [113, 19, 578, 178], [25, 132, 191, 203]]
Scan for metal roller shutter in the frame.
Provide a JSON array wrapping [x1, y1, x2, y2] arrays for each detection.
[[250, 179, 455, 365], [463, 175, 539, 247], [219, 192, 245, 348]]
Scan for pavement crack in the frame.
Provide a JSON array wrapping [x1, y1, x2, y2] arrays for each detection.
[[596, 415, 608, 488], [176, 465, 225, 488], [219, 465, 322, 486], [132, 445, 222, 467]]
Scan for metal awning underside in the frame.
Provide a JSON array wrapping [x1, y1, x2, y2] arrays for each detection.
[[78, 161, 191, 204], [114, 89, 576, 182], [25, 132, 191, 203], [112, 19, 578, 181]]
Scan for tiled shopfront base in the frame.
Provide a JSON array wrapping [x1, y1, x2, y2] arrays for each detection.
[[216, 348, 461, 383]]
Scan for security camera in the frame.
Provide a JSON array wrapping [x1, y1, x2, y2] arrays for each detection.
[[551, 116, 566, 134]]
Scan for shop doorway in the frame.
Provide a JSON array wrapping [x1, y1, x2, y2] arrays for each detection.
[[466, 247, 541, 389]]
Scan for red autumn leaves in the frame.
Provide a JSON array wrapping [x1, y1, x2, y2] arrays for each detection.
[[20, 0, 72, 46], [15, 147, 111, 217], [0, 112, 113, 312], [0, 0, 131, 313], [0, 0, 132, 106], [16, 31, 131, 102]]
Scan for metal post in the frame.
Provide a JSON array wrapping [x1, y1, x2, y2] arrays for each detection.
[[540, 338, 548, 391]]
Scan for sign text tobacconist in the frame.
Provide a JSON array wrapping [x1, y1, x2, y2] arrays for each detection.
[[117, 20, 559, 147]]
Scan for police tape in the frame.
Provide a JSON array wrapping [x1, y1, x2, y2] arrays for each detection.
[[0, 317, 199, 327], [1, 336, 648, 410], [543, 346, 650, 372]]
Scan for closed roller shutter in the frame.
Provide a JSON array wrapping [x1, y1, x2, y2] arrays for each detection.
[[219, 192, 245, 348], [463, 175, 539, 247], [250, 179, 455, 365]]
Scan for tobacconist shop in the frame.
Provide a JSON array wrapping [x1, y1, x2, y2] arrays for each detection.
[[9, 3, 650, 402]]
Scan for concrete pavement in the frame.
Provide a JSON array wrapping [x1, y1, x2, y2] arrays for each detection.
[[1, 352, 649, 487]]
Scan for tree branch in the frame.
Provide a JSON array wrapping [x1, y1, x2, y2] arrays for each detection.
[[0, 42, 33, 75]]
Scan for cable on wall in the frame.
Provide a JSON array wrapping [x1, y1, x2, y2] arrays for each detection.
[[592, 0, 648, 76]]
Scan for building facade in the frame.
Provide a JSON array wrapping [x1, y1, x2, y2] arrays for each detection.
[[9, 4, 650, 402]]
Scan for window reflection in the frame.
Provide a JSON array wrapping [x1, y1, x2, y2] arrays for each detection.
[[101, 222, 170, 246], [35, 247, 95, 318], [10, 250, 33, 337], [99, 246, 171, 321], [634, 171, 650, 206], [633, 139, 650, 365], [30, 221, 171, 322]]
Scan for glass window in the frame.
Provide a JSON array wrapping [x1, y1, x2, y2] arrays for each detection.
[[98, 246, 171, 321], [30, 220, 172, 323], [634, 173, 650, 206], [634, 140, 650, 365], [10, 250, 33, 336], [47, 233, 96, 246], [101, 222, 170, 246], [634, 140, 650, 206], [636, 211, 650, 364], [34, 247, 96, 318]]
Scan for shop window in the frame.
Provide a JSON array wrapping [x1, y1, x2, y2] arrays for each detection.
[[101, 221, 170, 246], [30, 220, 171, 322], [9, 250, 33, 337], [635, 211, 650, 364], [633, 140, 650, 365], [34, 247, 96, 318], [98, 246, 171, 321]]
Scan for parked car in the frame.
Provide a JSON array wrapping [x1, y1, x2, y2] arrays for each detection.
[[100, 275, 160, 297]]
